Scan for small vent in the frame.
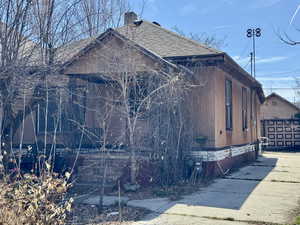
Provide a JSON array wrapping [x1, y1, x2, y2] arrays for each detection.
[[133, 20, 143, 26], [152, 21, 161, 26]]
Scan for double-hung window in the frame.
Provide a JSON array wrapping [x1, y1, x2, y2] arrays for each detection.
[[242, 87, 248, 130], [225, 79, 233, 130]]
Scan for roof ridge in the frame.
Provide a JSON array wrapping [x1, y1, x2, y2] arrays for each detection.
[[267, 92, 300, 111], [141, 20, 222, 54], [62, 28, 181, 72]]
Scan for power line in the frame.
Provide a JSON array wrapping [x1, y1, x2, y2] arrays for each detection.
[[243, 57, 251, 69]]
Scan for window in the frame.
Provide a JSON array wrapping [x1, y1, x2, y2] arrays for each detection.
[[242, 87, 248, 130], [37, 85, 86, 133], [37, 87, 62, 133], [128, 78, 148, 116], [225, 79, 233, 130], [67, 84, 86, 129]]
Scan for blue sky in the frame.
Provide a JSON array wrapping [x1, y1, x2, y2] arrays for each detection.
[[129, 0, 300, 102]]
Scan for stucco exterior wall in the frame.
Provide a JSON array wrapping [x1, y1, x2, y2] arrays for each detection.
[[185, 66, 216, 148], [213, 67, 260, 148], [261, 95, 299, 119], [64, 35, 161, 75], [13, 74, 70, 146]]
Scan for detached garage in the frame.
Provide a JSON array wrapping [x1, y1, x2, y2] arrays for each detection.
[[261, 93, 300, 151]]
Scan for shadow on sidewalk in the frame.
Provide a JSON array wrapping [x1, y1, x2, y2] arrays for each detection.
[[128, 155, 278, 215]]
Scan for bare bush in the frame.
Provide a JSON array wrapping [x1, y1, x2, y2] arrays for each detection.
[[0, 163, 72, 225]]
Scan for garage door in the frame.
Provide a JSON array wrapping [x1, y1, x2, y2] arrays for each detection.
[[261, 119, 300, 151]]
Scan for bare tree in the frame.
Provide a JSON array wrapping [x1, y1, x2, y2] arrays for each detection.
[[0, 0, 203, 194], [0, 0, 130, 171], [277, 5, 300, 45], [172, 26, 226, 49], [277, 29, 300, 46], [78, 37, 196, 184], [77, 0, 129, 37]]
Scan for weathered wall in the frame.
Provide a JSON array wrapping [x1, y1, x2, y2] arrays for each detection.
[[213, 67, 260, 148], [203, 151, 256, 178], [64, 35, 162, 75], [13, 74, 70, 146], [75, 151, 131, 186], [185, 66, 216, 148], [13, 33, 161, 147], [261, 95, 299, 119], [72, 151, 160, 188], [84, 82, 127, 146]]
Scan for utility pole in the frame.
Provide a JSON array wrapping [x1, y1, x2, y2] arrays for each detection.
[[247, 28, 261, 78], [250, 52, 253, 76]]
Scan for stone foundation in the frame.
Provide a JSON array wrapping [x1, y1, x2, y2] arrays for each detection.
[[65, 150, 151, 190]]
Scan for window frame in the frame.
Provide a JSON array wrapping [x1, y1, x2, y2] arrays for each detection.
[[242, 87, 248, 131], [36, 87, 63, 134], [225, 79, 233, 130], [128, 77, 149, 117], [36, 84, 87, 134]]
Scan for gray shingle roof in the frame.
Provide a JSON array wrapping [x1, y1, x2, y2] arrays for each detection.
[[116, 20, 222, 58], [55, 37, 96, 64], [55, 20, 223, 64]]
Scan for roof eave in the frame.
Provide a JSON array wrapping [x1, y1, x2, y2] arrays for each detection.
[[165, 53, 265, 103], [266, 93, 300, 111], [223, 53, 265, 103]]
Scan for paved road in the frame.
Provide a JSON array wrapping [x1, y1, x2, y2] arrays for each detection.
[[129, 152, 300, 225]]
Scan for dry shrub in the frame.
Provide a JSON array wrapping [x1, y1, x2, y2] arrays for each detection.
[[0, 164, 72, 225]]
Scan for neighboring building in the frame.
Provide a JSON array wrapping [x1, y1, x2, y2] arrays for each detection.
[[261, 92, 300, 119], [261, 93, 300, 151], [12, 12, 264, 179]]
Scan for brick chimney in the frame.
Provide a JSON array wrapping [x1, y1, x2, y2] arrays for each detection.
[[124, 12, 138, 25]]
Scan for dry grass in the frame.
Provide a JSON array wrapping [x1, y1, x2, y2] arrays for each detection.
[[69, 204, 151, 224]]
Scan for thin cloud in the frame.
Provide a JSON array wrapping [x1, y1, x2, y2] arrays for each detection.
[[179, 3, 197, 16], [252, 0, 282, 9], [257, 68, 300, 76], [220, 0, 234, 5], [233, 55, 288, 65], [144, 0, 158, 16], [213, 25, 234, 30], [232, 56, 250, 65], [256, 56, 288, 64]]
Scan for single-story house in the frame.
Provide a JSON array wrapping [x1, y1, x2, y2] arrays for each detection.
[[10, 12, 265, 181], [261, 92, 300, 119], [261, 93, 300, 151]]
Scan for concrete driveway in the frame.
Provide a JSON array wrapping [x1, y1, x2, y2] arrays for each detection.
[[129, 152, 300, 225]]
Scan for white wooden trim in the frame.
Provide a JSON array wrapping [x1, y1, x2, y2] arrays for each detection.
[[190, 144, 255, 162]]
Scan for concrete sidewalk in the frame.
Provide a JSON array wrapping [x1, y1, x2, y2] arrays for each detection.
[[129, 152, 300, 225]]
